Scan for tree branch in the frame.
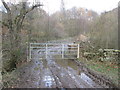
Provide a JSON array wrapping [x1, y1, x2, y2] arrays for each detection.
[[1, 0, 11, 12], [14, 2, 43, 25], [1, 0, 13, 29], [26, 4, 43, 14], [18, 3, 43, 28], [11, 3, 18, 10]]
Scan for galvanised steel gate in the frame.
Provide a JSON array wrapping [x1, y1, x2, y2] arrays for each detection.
[[29, 43, 79, 60]]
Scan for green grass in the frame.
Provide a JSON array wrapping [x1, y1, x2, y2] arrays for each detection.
[[78, 57, 118, 86]]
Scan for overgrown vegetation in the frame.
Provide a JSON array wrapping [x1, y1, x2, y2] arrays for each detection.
[[1, 0, 118, 88], [77, 8, 118, 86], [89, 8, 118, 49], [1, 0, 43, 72], [78, 55, 118, 86]]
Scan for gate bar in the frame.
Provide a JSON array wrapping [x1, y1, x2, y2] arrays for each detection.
[[77, 44, 80, 58], [62, 44, 64, 58], [46, 44, 48, 58]]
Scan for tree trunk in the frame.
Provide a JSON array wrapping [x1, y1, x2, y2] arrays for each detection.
[[2, 0, 43, 71]]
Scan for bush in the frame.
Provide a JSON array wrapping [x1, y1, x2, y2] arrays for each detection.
[[2, 48, 23, 72]]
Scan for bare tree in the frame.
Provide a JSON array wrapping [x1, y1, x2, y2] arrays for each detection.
[[1, 0, 43, 67], [2, 0, 42, 46]]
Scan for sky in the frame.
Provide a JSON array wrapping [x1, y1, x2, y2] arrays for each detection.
[[0, 0, 119, 14]]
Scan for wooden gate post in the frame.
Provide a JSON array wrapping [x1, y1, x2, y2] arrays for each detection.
[[62, 44, 64, 59], [27, 42, 28, 62], [27, 42, 31, 62], [77, 44, 80, 58]]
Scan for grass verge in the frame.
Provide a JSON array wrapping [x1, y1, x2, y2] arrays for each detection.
[[78, 56, 119, 86]]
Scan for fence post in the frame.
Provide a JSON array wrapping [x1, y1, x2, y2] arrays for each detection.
[[77, 44, 80, 58], [62, 44, 64, 59], [46, 44, 48, 58]]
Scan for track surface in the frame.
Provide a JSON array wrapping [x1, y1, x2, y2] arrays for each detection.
[[15, 43, 110, 88]]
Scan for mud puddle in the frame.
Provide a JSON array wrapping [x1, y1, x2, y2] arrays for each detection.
[[53, 55, 100, 87], [31, 46, 102, 88]]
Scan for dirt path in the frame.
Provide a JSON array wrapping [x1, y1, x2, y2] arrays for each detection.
[[14, 43, 109, 88]]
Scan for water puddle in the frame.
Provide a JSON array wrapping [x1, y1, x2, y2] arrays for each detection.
[[80, 73, 95, 86], [54, 55, 97, 87], [41, 68, 56, 88], [54, 56, 79, 73], [43, 76, 55, 87]]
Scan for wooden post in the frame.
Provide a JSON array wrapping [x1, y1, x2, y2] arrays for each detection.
[[46, 44, 48, 58], [62, 44, 64, 59], [77, 44, 80, 58]]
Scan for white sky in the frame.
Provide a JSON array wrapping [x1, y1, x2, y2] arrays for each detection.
[[0, 0, 119, 14]]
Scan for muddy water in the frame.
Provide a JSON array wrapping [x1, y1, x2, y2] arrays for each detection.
[[53, 55, 101, 87], [32, 46, 102, 88], [54, 56, 79, 73]]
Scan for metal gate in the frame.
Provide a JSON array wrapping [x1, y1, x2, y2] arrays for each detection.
[[29, 43, 79, 60]]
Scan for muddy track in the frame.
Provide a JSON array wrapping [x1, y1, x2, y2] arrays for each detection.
[[15, 40, 119, 88]]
